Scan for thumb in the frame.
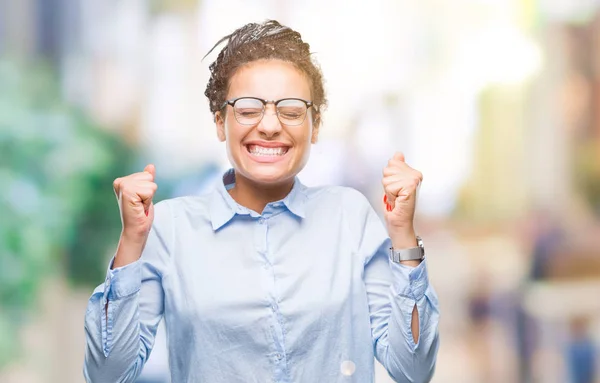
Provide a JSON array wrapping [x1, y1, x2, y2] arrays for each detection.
[[393, 152, 405, 162], [144, 164, 156, 180]]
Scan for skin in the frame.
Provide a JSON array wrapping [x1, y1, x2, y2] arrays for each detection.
[[214, 59, 319, 214], [382, 152, 425, 343], [112, 58, 425, 342]]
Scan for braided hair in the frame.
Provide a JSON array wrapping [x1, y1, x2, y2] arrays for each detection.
[[204, 20, 327, 122]]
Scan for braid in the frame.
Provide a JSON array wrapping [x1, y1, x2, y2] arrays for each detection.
[[204, 20, 326, 118]]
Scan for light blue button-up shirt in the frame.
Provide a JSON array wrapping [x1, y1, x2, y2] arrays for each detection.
[[84, 170, 439, 383]]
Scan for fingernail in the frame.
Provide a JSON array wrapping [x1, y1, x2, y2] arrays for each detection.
[[145, 210, 149, 217]]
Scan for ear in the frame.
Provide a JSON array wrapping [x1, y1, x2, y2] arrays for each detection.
[[310, 113, 321, 144], [215, 111, 226, 142]]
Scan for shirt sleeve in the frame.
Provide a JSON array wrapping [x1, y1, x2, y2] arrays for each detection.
[[356, 193, 440, 383], [83, 200, 173, 383]]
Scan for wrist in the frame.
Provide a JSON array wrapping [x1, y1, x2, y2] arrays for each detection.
[[389, 227, 417, 249], [113, 234, 147, 269], [121, 229, 149, 245]]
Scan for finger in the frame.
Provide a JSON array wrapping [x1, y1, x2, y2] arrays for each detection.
[[144, 164, 156, 180], [416, 170, 424, 183], [393, 152, 405, 162], [392, 177, 421, 192], [383, 163, 410, 176], [139, 189, 156, 212], [124, 187, 156, 201], [128, 181, 158, 196], [385, 181, 418, 202], [387, 158, 409, 168], [383, 166, 423, 183], [382, 174, 410, 187], [113, 178, 122, 196], [384, 158, 414, 172], [384, 180, 402, 203], [127, 172, 154, 182], [383, 194, 393, 212], [146, 201, 155, 218], [119, 181, 158, 201], [384, 187, 403, 211], [114, 173, 154, 190], [383, 179, 408, 203], [113, 173, 151, 196]]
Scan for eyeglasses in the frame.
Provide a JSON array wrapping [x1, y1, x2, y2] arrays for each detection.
[[221, 97, 313, 126]]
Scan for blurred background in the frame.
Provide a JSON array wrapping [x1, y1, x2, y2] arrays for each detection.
[[1, 0, 599, 382]]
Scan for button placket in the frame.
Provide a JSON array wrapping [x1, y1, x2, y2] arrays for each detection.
[[256, 215, 288, 375], [254, 217, 268, 255]]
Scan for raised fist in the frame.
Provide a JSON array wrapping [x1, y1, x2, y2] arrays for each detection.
[[113, 164, 158, 242], [382, 152, 422, 229]]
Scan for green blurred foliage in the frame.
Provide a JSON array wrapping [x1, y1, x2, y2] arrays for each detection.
[[0, 59, 135, 366]]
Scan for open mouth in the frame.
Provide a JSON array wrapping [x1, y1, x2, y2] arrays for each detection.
[[245, 144, 290, 157]]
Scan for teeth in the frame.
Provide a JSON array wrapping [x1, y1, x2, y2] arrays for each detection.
[[248, 145, 288, 156]]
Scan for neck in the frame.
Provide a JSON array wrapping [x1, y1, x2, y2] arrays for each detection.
[[229, 172, 295, 214]]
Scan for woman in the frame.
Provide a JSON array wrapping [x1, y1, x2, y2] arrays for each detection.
[[84, 20, 439, 383]]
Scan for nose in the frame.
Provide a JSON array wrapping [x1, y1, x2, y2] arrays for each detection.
[[256, 104, 282, 137]]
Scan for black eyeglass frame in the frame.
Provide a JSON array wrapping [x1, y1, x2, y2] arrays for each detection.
[[220, 97, 314, 126]]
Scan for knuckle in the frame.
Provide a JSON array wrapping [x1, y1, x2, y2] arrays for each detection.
[[121, 182, 135, 194]]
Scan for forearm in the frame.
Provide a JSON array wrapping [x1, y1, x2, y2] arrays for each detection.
[[107, 237, 145, 322], [84, 286, 145, 382], [374, 227, 439, 382], [376, 273, 440, 383], [85, 201, 169, 382], [84, 260, 153, 383], [389, 227, 422, 342]]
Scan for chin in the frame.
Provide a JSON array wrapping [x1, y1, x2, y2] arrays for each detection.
[[243, 164, 296, 185]]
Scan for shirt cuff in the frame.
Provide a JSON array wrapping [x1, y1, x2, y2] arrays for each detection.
[[100, 258, 142, 357], [103, 257, 142, 302], [389, 258, 430, 301]]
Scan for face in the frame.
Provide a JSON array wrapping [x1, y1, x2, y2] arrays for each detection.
[[215, 59, 319, 187]]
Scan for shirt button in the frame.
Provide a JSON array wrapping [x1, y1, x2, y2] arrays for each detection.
[[258, 217, 265, 224], [276, 353, 282, 360]]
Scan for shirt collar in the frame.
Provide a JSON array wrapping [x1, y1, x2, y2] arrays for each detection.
[[208, 168, 307, 231]]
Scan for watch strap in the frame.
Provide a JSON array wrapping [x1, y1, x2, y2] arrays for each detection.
[[389, 236, 425, 262]]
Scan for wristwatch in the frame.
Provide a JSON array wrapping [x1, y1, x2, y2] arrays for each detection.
[[389, 236, 425, 263]]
